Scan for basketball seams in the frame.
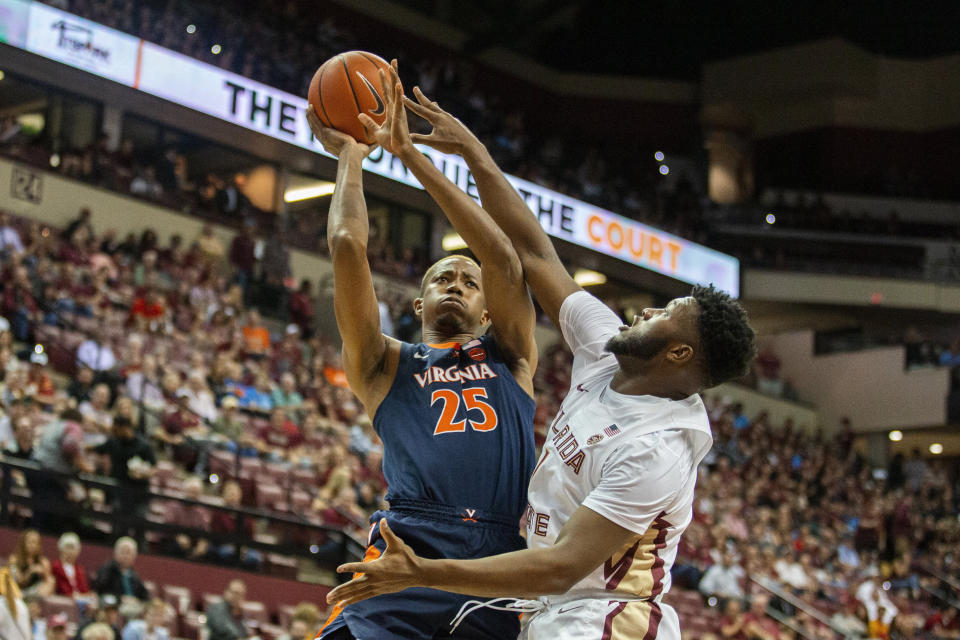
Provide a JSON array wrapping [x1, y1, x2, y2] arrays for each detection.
[[315, 63, 333, 128]]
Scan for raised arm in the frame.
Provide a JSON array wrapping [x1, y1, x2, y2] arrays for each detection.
[[359, 66, 536, 392], [307, 107, 398, 412], [405, 88, 581, 330]]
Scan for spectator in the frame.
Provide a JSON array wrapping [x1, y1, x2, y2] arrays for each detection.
[[68, 366, 97, 404], [742, 593, 781, 640], [63, 208, 94, 242], [129, 289, 168, 333], [158, 390, 206, 470], [92, 537, 149, 602], [50, 532, 93, 600], [276, 603, 320, 640], [270, 372, 303, 411], [287, 280, 313, 335], [121, 598, 170, 640], [124, 354, 164, 409], [240, 309, 270, 357], [163, 476, 211, 559], [257, 407, 303, 459], [830, 600, 868, 638], [47, 612, 70, 640], [196, 224, 226, 270], [79, 383, 114, 433], [3, 416, 34, 460], [92, 417, 156, 517], [208, 480, 260, 567], [82, 621, 117, 640], [228, 224, 256, 296], [77, 336, 118, 373], [0, 211, 24, 256], [182, 371, 218, 423], [211, 395, 254, 454], [0, 567, 31, 640], [205, 579, 252, 640], [7, 529, 54, 597], [857, 579, 898, 637], [699, 550, 745, 600], [719, 598, 747, 639]]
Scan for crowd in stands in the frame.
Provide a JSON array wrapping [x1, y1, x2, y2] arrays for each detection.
[[672, 402, 960, 639], [1, 530, 324, 639], [0, 202, 958, 639]]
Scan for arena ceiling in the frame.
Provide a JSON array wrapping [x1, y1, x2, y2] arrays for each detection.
[[395, 0, 960, 79]]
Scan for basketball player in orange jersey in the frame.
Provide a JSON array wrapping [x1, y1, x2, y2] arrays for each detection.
[[306, 63, 539, 639], [326, 67, 757, 639]]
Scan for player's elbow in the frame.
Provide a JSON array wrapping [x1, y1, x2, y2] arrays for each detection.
[[328, 229, 367, 257]]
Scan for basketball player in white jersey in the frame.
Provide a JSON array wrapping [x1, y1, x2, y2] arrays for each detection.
[[326, 70, 756, 639]]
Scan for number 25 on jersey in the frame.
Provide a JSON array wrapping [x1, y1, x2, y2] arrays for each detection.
[[431, 387, 499, 435]]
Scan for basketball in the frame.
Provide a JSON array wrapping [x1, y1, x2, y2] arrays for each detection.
[[308, 51, 392, 144]]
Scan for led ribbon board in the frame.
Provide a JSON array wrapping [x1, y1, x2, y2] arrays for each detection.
[[3, 0, 740, 296]]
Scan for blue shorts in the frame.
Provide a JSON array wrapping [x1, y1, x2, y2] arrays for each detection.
[[320, 500, 525, 640]]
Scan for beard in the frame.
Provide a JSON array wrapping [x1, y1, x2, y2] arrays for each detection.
[[604, 331, 669, 361]]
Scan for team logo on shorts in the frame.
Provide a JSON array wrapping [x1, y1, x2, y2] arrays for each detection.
[[468, 348, 486, 362], [587, 434, 604, 445]]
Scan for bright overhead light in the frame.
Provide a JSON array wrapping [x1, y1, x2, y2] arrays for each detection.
[[888, 430, 903, 442], [929, 443, 943, 455], [186, 24, 196, 34], [765, 213, 776, 224], [659, 165, 669, 175], [654, 151, 664, 162], [0, 70, 5, 81], [211, 44, 222, 55], [573, 269, 606, 287], [283, 182, 335, 202], [441, 232, 467, 251]]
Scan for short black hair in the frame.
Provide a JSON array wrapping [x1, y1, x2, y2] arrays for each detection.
[[691, 284, 756, 388], [419, 255, 481, 295]]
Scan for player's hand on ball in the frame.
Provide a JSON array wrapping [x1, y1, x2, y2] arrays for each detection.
[[326, 518, 422, 607], [306, 105, 375, 158], [404, 87, 482, 156], [358, 61, 415, 158]]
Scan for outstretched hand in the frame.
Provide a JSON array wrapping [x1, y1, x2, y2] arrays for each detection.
[[404, 86, 482, 156], [357, 60, 415, 158], [305, 105, 375, 159], [325, 518, 423, 607]]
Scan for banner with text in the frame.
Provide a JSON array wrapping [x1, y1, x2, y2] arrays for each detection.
[[5, 0, 739, 295]]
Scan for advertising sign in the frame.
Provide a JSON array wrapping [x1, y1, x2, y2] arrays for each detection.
[[0, 0, 29, 46], [3, 0, 739, 295], [24, 2, 140, 85]]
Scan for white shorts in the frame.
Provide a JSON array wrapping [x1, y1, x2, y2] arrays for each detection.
[[519, 597, 680, 640]]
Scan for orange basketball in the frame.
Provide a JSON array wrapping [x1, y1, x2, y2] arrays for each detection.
[[308, 51, 392, 144]]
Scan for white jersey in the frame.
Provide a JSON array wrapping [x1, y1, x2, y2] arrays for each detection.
[[521, 291, 712, 640]]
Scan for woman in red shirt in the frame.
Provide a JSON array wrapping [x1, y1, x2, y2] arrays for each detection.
[[49, 532, 92, 599]]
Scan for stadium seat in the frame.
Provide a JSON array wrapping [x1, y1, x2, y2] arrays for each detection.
[[255, 483, 285, 510], [42, 595, 79, 623], [240, 600, 267, 626], [162, 585, 193, 615], [259, 623, 285, 640], [266, 553, 299, 580]]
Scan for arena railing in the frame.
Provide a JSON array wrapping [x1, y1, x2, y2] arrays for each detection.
[[0, 457, 366, 578], [750, 575, 853, 640]]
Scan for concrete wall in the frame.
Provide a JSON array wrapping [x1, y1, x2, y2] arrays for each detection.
[[760, 330, 950, 433], [744, 269, 960, 313], [710, 382, 821, 434]]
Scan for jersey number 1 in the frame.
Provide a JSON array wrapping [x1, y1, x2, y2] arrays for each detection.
[[431, 387, 498, 435]]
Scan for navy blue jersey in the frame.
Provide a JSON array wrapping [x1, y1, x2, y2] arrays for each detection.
[[373, 333, 536, 522]]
